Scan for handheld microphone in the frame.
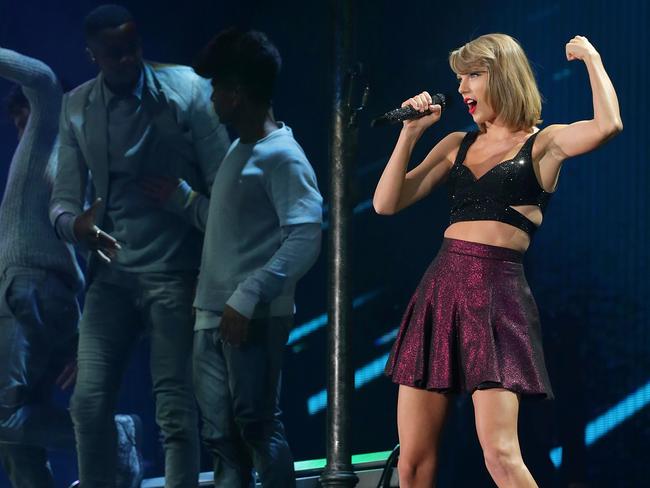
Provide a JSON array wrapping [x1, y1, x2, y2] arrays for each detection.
[[371, 93, 447, 127]]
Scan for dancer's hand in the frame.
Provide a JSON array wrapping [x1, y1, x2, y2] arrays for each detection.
[[73, 198, 121, 263], [401, 91, 442, 132], [219, 305, 251, 346], [55, 360, 77, 390], [566, 35, 599, 62], [139, 175, 180, 206]]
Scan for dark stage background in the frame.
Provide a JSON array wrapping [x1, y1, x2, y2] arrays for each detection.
[[0, 1, 647, 486]]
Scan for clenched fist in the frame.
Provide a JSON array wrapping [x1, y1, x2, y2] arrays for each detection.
[[401, 91, 442, 131], [566, 35, 599, 62]]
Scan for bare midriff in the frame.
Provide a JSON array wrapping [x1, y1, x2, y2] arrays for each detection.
[[443, 204, 542, 253]]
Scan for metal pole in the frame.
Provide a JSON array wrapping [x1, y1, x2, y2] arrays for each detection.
[[319, 0, 359, 486]]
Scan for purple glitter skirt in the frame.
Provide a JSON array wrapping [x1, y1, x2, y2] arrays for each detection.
[[385, 238, 553, 399]]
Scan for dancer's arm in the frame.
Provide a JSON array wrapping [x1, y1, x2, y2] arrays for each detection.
[[220, 223, 322, 345], [373, 91, 461, 215], [537, 36, 623, 169], [139, 75, 231, 232], [0, 49, 114, 260], [219, 153, 322, 345], [0, 46, 59, 98]]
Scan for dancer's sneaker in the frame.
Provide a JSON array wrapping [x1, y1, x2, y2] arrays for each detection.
[[115, 414, 144, 488]]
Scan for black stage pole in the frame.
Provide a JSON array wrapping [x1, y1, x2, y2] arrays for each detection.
[[319, 0, 363, 486]]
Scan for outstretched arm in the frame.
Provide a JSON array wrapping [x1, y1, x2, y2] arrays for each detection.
[[538, 36, 623, 166]]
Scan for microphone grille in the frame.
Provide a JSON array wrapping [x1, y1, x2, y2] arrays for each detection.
[[432, 93, 447, 112]]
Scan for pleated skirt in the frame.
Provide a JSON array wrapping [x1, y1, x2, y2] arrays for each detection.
[[385, 238, 553, 398]]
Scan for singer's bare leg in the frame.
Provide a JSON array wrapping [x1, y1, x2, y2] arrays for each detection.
[[473, 389, 538, 487], [397, 385, 450, 487]]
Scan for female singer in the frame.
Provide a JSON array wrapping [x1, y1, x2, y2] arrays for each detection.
[[374, 34, 622, 487]]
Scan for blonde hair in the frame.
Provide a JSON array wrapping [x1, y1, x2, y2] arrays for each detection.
[[449, 33, 542, 132]]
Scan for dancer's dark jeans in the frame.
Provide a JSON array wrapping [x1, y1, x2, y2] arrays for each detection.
[[0, 267, 79, 488], [193, 316, 295, 488], [71, 271, 199, 488]]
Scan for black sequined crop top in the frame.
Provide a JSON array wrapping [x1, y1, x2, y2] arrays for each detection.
[[447, 130, 552, 236]]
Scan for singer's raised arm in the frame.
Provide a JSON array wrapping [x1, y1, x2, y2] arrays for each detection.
[[532, 36, 622, 188]]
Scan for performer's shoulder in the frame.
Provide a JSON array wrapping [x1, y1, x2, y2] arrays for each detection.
[[148, 61, 199, 81], [265, 128, 304, 154], [447, 130, 469, 139], [438, 131, 470, 164], [274, 150, 315, 178], [442, 131, 469, 148], [148, 61, 191, 72], [63, 78, 96, 103], [147, 61, 207, 96]]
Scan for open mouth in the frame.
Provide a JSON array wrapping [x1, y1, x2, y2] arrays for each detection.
[[464, 97, 477, 114]]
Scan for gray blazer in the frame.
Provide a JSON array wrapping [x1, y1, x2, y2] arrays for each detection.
[[49, 62, 230, 271]]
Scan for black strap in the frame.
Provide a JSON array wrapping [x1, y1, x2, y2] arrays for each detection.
[[502, 205, 538, 235], [452, 131, 479, 166], [520, 130, 541, 158]]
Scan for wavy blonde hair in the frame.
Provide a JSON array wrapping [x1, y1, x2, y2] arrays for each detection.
[[449, 33, 542, 132]]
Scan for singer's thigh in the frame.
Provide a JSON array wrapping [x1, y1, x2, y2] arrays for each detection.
[[397, 385, 450, 468]]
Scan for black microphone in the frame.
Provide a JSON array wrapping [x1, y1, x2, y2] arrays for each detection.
[[371, 93, 447, 127]]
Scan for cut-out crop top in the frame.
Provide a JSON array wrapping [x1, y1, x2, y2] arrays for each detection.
[[447, 130, 552, 236]]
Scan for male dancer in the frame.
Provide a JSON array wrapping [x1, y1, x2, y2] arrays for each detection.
[[49, 5, 230, 487], [192, 29, 323, 487], [0, 46, 141, 488]]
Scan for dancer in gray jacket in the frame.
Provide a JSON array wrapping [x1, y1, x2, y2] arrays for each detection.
[[0, 44, 144, 488], [49, 5, 230, 487]]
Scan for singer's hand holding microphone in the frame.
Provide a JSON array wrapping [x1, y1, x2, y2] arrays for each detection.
[[371, 91, 447, 130], [401, 91, 442, 131]]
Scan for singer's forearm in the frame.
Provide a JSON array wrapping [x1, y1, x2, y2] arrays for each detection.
[[585, 54, 623, 135], [373, 128, 420, 215], [375, 130, 461, 215]]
